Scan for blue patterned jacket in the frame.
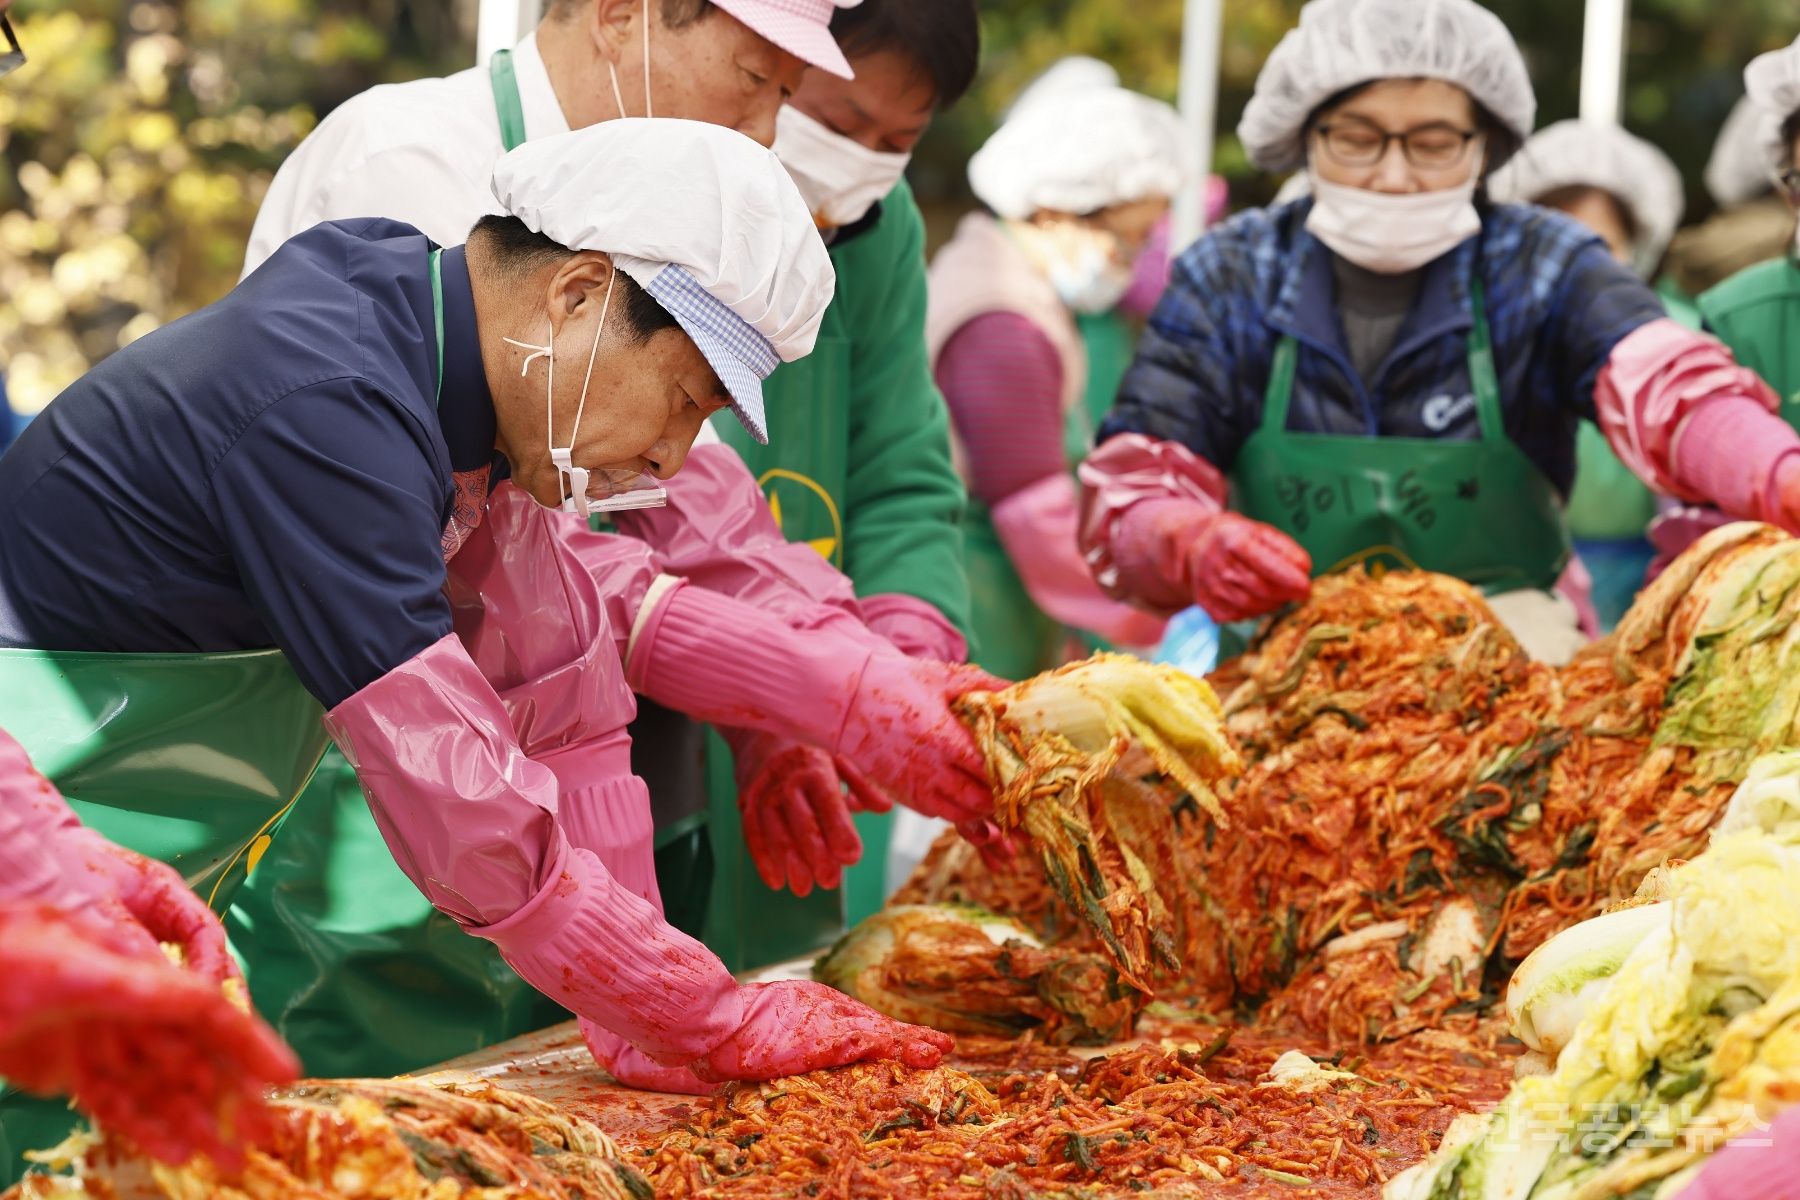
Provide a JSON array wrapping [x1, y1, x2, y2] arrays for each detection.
[[1096, 199, 1666, 497]]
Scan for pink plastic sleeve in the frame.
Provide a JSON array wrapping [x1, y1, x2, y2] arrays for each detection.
[[1594, 318, 1797, 516], [1077, 434, 1228, 609], [990, 474, 1168, 647], [859, 593, 969, 663]]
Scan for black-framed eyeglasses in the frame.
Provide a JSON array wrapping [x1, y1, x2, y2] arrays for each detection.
[[1312, 118, 1481, 171], [1775, 167, 1800, 207], [0, 15, 25, 79]]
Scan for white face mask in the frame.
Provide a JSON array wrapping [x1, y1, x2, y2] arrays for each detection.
[[503, 275, 668, 519], [1010, 219, 1136, 315], [774, 106, 911, 230], [1305, 172, 1483, 275], [609, 0, 654, 119]]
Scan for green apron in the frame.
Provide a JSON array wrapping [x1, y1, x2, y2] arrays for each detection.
[[231, 216, 565, 1078], [1699, 254, 1800, 427], [1232, 279, 1568, 594], [962, 310, 1131, 680], [703, 311, 859, 967], [0, 649, 328, 1182]]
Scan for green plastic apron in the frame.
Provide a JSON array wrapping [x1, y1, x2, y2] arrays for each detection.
[[0, 650, 328, 1182], [230, 221, 566, 1079], [1699, 255, 1800, 428], [963, 310, 1131, 680], [1232, 278, 1568, 595], [703, 313, 861, 967]]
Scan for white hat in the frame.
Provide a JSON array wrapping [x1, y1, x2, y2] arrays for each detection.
[[492, 118, 834, 445], [1002, 56, 1121, 121], [1745, 35, 1800, 176], [1705, 97, 1773, 210], [711, 0, 862, 81], [1238, 0, 1536, 175], [1488, 120, 1686, 280], [969, 83, 1194, 220]]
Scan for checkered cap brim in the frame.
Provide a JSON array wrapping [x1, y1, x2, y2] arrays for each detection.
[[710, 0, 858, 80], [636, 263, 779, 444]]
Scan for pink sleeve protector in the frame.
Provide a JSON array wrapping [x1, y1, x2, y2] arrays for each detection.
[[323, 632, 745, 1065], [858, 592, 969, 663], [627, 583, 996, 825], [992, 473, 1169, 647], [1077, 434, 1230, 611], [445, 484, 659, 902], [1594, 319, 1800, 519], [1677, 1107, 1800, 1200], [612, 442, 863, 620]]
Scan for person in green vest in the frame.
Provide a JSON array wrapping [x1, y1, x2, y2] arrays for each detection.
[[1665, 96, 1800, 302], [689, 0, 985, 959], [1487, 119, 1688, 631], [234, 0, 984, 1076], [926, 70, 1184, 685], [1651, 36, 1800, 575], [1078, 0, 1800, 665]]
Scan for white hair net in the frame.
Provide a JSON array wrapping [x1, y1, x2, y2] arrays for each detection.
[[1706, 97, 1774, 209], [1004, 56, 1121, 120], [1746, 35, 1800, 175], [1238, 0, 1536, 175], [969, 81, 1195, 220], [1488, 120, 1685, 279]]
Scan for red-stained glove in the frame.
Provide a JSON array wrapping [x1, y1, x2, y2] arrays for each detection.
[[0, 904, 298, 1168], [62, 827, 242, 984], [583, 981, 953, 1095], [693, 981, 953, 1084], [1143, 503, 1312, 623], [724, 730, 892, 898], [836, 653, 1009, 832]]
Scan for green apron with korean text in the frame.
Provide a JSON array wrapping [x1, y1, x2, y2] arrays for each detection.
[[1232, 278, 1568, 595], [229, 229, 566, 1080], [0, 648, 327, 1182]]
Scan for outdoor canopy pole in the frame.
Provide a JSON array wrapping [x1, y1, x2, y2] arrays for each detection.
[[1174, 0, 1225, 251], [1578, 0, 1631, 125], [478, 0, 543, 67]]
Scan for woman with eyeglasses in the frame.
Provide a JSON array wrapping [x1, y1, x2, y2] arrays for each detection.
[[1077, 0, 1800, 664]]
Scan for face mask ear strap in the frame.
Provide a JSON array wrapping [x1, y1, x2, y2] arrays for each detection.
[[503, 337, 552, 376], [608, 0, 652, 119]]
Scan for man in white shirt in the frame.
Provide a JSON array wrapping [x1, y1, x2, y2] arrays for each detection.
[[233, 0, 984, 1081], [244, 0, 851, 267]]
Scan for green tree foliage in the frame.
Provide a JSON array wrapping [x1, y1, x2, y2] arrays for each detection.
[[0, 0, 469, 412]]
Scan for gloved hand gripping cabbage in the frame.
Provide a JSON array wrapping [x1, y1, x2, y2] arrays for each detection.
[[826, 654, 1242, 1041], [1389, 751, 1800, 1200]]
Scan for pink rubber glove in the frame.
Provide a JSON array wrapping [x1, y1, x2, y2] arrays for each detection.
[[723, 728, 893, 897], [693, 981, 953, 1083], [858, 592, 969, 663], [991, 473, 1169, 647], [582, 982, 953, 1095], [1595, 318, 1800, 517], [1080, 432, 1308, 621], [0, 903, 298, 1170], [1112, 498, 1313, 623], [0, 730, 237, 982], [1677, 1107, 1800, 1200], [628, 582, 1002, 828]]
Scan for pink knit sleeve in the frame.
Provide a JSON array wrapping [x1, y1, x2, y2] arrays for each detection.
[[935, 312, 1071, 506]]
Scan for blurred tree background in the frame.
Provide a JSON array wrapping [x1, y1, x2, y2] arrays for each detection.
[[0, 0, 1794, 416]]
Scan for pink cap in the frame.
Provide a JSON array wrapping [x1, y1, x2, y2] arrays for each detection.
[[709, 0, 861, 80]]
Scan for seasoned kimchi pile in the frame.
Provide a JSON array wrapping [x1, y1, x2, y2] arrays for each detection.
[[902, 524, 1796, 1047]]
